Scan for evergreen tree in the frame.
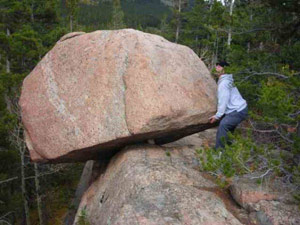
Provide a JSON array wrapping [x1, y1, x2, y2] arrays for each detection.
[[109, 0, 125, 29], [66, 0, 80, 32], [0, 1, 69, 224]]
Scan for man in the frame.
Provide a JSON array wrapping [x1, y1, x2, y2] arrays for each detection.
[[209, 61, 248, 149]]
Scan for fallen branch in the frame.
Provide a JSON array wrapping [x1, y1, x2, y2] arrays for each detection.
[[248, 119, 277, 133], [241, 126, 277, 133], [276, 126, 294, 144], [248, 120, 294, 144], [250, 169, 272, 179], [288, 110, 300, 118]]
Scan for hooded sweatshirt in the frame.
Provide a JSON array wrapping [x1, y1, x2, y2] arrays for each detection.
[[214, 74, 247, 119]]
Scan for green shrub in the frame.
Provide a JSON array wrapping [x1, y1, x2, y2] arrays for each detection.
[[77, 207, 90, 225], [197, 131, 281, 187]]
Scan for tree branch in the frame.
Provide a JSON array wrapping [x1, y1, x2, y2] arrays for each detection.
[[250, 169, 272, 179], [239, 71, 289, 82], [0, 211, 14, 225], [0, 177, 18, 185], [24, 168, 63, 180]]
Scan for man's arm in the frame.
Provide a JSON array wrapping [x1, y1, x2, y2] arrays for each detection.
[[214, 80, 231, 120]]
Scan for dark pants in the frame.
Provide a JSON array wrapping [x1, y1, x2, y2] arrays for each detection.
[[215, 106, 248, 149]]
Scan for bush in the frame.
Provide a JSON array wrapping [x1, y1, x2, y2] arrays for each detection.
[[197, 131, 283, 187], [77, 207, 90, 225]]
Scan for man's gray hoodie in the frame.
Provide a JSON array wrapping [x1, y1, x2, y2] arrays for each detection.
[[214, 74, 247, 119]]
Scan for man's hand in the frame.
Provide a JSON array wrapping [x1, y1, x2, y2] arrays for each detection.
[[209, 116, 218, 124]]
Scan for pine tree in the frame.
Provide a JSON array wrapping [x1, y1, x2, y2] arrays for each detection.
[[109, 0, 125, 29], [66, 0, 80, 32], [0, 1, 67, 224]]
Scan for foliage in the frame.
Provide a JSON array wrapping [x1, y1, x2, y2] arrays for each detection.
[[0, 0, 78, 224], [197, 131, 281, 186], [108, 0, 125, 29], [77, 0, 171, 30], [77, 207, 90, 225], [197, 130, 300, 205]]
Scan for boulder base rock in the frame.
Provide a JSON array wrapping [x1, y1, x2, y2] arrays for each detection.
[[19, 29, 217, 163], [74, 145, 248, 225]]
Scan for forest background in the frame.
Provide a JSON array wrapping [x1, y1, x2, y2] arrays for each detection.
[[0, 0, 299, 224]]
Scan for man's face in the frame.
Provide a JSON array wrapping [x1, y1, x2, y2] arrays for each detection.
[[215, 65, 224, 73]]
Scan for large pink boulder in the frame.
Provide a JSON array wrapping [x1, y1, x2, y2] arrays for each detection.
[[19, 29, 217, 163]]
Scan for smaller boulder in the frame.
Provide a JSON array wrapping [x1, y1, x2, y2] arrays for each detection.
[[249, 200, 300, 225], [74, 145, 246, 225], [230, 175, 300, 225], [230, 175, 278, 211]]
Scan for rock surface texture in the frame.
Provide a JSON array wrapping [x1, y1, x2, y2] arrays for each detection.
[[72, 130, 299, 225], [19, 29, 217, 163], [230, 176, 300, 225], [74, 144, 248, 225]]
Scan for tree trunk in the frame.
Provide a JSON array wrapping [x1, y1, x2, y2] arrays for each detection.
[[259, 42, 264, 50], [247, 42, 250, 53], [70, 15, 73, 32], [247, 8, 253, 52], [6, 28, 10, 73], [22, 56, 25, 68], [210, 30, 218, 70], [4, 95, 13, 115], [175, 0, 181, 43], [31, 2, 35, 23], [195, 35, 199, 56], [227, 27, 232, 46], [34, 163, 44, 225], [297, 121, 300, 138], [227, 0, 235, 46], [209, 0, 213, 11], [64, 160, 95, 225], [229, 0, 235, 16], [21, 142, 31, 225]]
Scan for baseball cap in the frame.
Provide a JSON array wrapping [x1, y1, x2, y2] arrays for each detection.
[[216, 61, 230, 67]]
